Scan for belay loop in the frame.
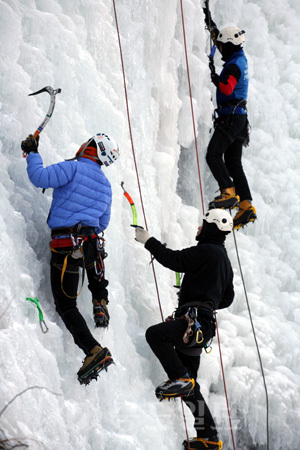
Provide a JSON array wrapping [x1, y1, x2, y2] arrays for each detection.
[[26, 297, 49, 333]]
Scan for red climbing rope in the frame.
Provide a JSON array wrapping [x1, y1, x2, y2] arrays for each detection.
[[216, 318, 237, 450], [113, 1, 236, 447], [112, 0, 164, 322], [179, 1, 236, 448], [179, 0, 205, 216], [181, 398, 191, 450]]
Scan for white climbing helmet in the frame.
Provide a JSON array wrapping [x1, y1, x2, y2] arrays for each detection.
[[204, 209, 233, 232], [92, 133, 120, 167], [217, 27, 245, 46]]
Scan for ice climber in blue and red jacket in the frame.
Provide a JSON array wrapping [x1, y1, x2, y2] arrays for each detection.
[[22, 132, 119, 385], [203, 2, 257, 230]]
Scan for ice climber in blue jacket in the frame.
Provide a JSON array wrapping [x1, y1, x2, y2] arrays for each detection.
[[203, 2, 257, 230], [22, 132, 119, 385]]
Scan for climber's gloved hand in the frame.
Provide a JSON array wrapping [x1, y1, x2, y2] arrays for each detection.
[[21, 134, 39, 156], [210, 72, 220, 86], [132, 225, 152, 245], [208, 58, 215, 76]]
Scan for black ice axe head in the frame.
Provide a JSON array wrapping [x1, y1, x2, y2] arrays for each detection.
[[28, 85, 62, 138]]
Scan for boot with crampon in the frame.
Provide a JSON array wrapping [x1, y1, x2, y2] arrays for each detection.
[[155, 377, 195, 401], [208, 187, 240, 210], [93, 298, 110, 328], [233, 199, 257, 230], [77, 345, 113, 385], [182, 436, 223, 449]]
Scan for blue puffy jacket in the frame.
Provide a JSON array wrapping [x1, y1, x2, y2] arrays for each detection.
[[26, 154, 112, 232]]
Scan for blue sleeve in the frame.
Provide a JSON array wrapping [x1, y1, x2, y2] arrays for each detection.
[[98, 192, 112, 231], [26, 153, 76, 189]]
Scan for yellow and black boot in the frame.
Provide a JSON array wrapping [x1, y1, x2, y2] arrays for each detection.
[[233, 200, 257, 230], [93, 298, 110, 328], [208, 187, 240, 210], [155, 377, 195, 401], [182, 436, 223, 449]]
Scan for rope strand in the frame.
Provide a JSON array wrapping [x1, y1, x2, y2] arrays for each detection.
[[179, 0, 205, 216], [112, 0, 164, 322], [215, 319, 237, 450], [179, 1, 236, 447], [232, 228, 270, 450]]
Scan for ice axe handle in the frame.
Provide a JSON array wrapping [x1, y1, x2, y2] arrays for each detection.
[[28, 86, 61, 139]]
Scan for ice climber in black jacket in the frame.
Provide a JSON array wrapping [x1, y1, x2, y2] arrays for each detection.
[[134, 208, 234, 450]]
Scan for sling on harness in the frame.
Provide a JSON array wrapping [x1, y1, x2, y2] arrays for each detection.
[[176, 301, 216, 354]]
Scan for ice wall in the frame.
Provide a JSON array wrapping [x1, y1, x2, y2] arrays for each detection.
[[0, 1, 299, 449]]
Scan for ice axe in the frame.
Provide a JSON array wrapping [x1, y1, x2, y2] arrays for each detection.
[[28, 85, 61, 140], [25, 86, 61, 195]]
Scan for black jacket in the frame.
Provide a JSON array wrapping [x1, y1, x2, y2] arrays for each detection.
[[145, 237, 234, 311]]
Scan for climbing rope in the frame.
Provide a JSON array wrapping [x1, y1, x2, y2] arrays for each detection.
[[215, 319, 236, 450], [181, 398, 191, 450], [232, 228, 270, 450], [112, 0, 164, 322], [179, 1, 236, 448], [179, 0, 205, 216]]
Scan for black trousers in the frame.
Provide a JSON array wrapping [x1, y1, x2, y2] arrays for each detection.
[[206, 114, 252, 201], [50, 242, 108, 355], [146, 319, 218, 439]]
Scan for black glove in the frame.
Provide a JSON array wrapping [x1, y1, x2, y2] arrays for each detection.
[[21, 134, 39, 155], [208, 57, 215, 76], [211, 72, 220, 87]]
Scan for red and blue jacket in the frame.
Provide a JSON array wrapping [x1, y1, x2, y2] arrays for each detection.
[[214, 49, 248, 116]]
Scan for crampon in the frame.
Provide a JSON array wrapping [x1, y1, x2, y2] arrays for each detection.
[[77, 347, 114, 386]]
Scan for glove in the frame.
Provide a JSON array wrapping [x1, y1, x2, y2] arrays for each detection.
[[208, 57, 215, 76], [134, 226, 152, 245], [21, 134, 39, 155], [211, 72, 220, 87]]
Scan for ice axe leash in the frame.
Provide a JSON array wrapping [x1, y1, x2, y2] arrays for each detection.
[[23, 86, 61, 158], [26, 297, 49, 333]]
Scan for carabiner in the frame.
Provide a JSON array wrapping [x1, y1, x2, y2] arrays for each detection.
[[39, 319, 49, 334], [205, 345, 213, 354], [196, 329, 204, 344]]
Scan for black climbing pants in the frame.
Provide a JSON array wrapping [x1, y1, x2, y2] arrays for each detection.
[[146, 319, 218, 439], [206, 114, 252, 201], [50, 240, 108, 355]]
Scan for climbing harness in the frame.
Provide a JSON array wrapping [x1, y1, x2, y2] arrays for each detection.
[[26, 297, 48, 333], [50, 224, 106, 299], [23, 86, 61, 159]]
